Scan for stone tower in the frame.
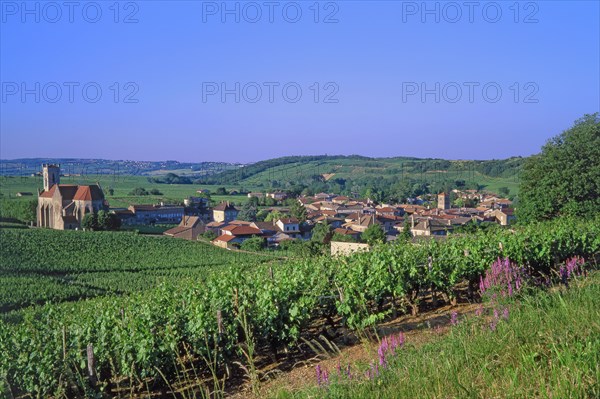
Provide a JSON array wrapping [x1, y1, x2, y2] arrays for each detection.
[[43, 164, 60, 191], [437, 192, 450, 210]]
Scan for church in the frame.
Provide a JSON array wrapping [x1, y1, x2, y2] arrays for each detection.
[[37, 164, 107, 230]]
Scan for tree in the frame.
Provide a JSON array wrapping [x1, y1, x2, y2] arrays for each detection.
[[399, 219, 412, 241], [149, 188, 163, 195], [105, 213, 121, 230], [240, 236, 265, 252], [497, 187, 510, 197], [203, 230, 217, 241], [129, 187, 149, 196], [331, 232, 355, 242], [519, 114, 600, 222], [107, 188, 114, 196], [290, 200, 307, 222], [256, 209, 270, 222], [265, 210, 285, 222], [237, 201, 258, 222], [311, 222, 331, 243], [453, 198, 466, 208], [97, 210, 109, 229], [362, 224, 386, 246], [215, 187, 228, 195], [81, 213, 98, 230]]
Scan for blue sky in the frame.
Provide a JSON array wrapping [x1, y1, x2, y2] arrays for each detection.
[[1, 1, 599, 163]]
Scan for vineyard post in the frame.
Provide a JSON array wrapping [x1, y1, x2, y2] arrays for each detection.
[[428, 256, 438, 308], [217, 309, 224, 335], [62, 326, 67, 362], [87, 344, 97, 386]]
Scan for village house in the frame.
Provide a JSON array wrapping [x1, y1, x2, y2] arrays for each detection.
[[314, 192, 335, 201], [111, 209, 136, 225], [332, 195, 350, 205], [163, 215, 205, 240], [184, 196, 210, 208], [275, 217, 301, 238], [332, 227, 361, 240], [212, 201, 238, 222], [410, 216, 452, 236], [205, 221, 227, 236], [376, 206, 403, 217], [266, 192, 287, 200], [492, 208, 516, 226], [127, 204, 184, 224], [345, 214, 379, 233], [212, 225, 263, 249]]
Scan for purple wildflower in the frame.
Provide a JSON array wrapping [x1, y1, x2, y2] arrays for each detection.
[[316, 365, 322, 385], [398, 331, 405, 348], [378, 347, 387, 367], [450, 311, 458, 326], [489, 320, 497, 331], [475, 304, 483, 317], [502, 307, 509, 320], [480, 257, 528, 299]]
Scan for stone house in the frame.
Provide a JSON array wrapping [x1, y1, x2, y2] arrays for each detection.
[[163, 215, 206, 240], [213, 202, 238, 222]]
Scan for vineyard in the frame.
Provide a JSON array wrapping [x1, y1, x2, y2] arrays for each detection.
[[1, 216, 598, 397], [0, 229, 276, 312]]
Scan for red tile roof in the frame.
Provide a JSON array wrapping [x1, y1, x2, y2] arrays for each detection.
[[221, 225, 262, 236], [39, 184, 104, 201], [278, 218, 299, 224], [39, 185, 57, 198], [213, 234, 237, 242], [214, 202, 237, 211], [73, 185, 104, 201]]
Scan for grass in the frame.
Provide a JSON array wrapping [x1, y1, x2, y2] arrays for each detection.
[[271, 274, 600, 399]]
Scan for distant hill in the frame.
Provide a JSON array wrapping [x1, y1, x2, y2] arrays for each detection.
[[197, 155, 525, 196], [0, 158, 241, 177]]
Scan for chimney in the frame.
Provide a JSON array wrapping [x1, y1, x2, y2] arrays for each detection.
[[411, 215, 415, 229]]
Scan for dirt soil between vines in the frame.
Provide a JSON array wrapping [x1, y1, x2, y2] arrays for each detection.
[[228, 300, 481, 398]]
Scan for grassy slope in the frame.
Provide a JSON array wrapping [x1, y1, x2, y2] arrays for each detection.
[[272, 274, 600, 399]]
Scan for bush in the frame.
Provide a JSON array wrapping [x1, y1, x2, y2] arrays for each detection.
[[240, 236, 265, 252], [129, 187, 149, 196], [202, 230, 217, 241]]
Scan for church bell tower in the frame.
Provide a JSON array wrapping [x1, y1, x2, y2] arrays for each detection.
[[42, 164, 60, 191]]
